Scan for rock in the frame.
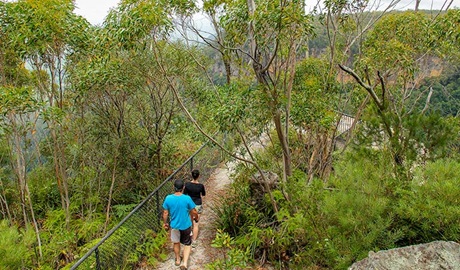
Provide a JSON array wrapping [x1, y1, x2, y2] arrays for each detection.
[[250, 171, 279, 192], [249, 171, 279, 207], [349, 241, 460, 270]]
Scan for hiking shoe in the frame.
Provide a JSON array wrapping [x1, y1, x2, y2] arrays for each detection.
[[192, 240, 198, 248]]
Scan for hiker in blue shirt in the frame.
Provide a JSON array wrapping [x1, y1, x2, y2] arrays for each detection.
[[163, 179, 198, 270]]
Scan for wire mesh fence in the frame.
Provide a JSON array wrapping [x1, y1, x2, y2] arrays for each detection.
[[70, 140, 221, 270]]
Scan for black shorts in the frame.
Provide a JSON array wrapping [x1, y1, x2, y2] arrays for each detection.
[[171, 226, 192, 246]]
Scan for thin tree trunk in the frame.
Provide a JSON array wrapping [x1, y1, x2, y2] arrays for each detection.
[[8, 114, 28, 225], [58, 127, 70, 227], [415, 0, 421, 11], [8, 114, 42, 257], [105, 149, 119, 232], [274, 110, 292, 180], [0, 179, 12, 222], [25, 181, 43, 258], [49, 129, 67, 215]]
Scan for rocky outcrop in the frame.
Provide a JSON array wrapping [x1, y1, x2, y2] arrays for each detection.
[[250, 171, 279, 193], [349, 241, 460, 270], [249, 171, 279, 207]]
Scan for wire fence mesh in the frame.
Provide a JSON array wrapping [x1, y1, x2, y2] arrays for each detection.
[[70, 140, 221, 270]]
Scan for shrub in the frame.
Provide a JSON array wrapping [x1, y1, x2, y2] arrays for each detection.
[[395, 159, 460, 245], [0, 220, 35, 269]]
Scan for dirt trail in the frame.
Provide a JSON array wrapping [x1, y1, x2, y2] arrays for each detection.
[[154, 161, 236, 270], [155, 135, 270, 270]]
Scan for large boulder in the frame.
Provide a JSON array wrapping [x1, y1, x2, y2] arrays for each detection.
[[349, 241, 460, 270], [250, 171, 279, 193], [249, 171, 279, 207]]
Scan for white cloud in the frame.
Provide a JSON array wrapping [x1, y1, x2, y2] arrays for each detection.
[[73, 0, 120, 25]]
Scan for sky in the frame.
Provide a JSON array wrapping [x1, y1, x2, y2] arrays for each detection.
[[73, 0, 119, 25], [74, 0, 460, 26]]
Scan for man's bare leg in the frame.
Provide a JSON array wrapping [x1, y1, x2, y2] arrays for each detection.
[[173, 242, 181, 265], [192, 220, 199, 241], [182, 244, 192, 268]]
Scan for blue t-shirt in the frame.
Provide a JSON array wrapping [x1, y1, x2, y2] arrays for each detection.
[[162, 194, 195, 230]]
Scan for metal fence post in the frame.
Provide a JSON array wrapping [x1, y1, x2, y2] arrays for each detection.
[[95, 248, 101, 270], [156, 191, 161, 228]]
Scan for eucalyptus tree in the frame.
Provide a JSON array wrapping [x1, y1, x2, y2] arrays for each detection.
[[175, 0, 315, 188], [1, 0, 91, 227], [0, 0, 64, 258], [68, 0, 203, 229], [338, 9, 460, 175], [0, 85, 43, 257]]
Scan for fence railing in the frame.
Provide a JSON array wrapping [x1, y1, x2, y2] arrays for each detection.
[[70, 140, 221, 270]]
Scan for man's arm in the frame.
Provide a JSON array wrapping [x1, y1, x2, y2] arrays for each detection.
[[190, 208, 199, 222], [162, 209, 170, 230]]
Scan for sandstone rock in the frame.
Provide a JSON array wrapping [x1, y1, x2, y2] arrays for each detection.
[[250, 171, 279, 192], [349, 241, 460, 270]]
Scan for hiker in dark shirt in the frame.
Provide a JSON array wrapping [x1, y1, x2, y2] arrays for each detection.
[[184, 169, 206, 244]]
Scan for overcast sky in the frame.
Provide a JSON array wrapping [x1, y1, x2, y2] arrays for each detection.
[[74, 0, 460, 26]]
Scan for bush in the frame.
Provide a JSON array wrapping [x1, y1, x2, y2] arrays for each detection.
[[277, 158, 402, 269], [395, 159, 460, 245], [0, 220, 35, 269], [211, 151, 460, 269]]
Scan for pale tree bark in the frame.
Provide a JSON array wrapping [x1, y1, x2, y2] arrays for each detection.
[[7, 113, 43, 258], [246, 0, 293, 181], [105, 149, 119, 233], [0, 180, 12, 221], [31, 53, 71, 227]]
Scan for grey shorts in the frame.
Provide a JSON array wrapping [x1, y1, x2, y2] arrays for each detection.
[[171, 226, 192, 246], [196, 205, 203, 214]]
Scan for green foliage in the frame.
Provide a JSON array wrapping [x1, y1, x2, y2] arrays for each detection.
[[213, 82, 269, 133], [0, 86, 40, 117], [432, 9, 460, 62], [361, 11, 432, 76], [0, 220, 35, 269], [216, 150, 460, 269], [41, 210, 78, 268], [395, 159, 460, 245], [207, 229, 252, 270], [127, 229, 168, 267], [416, 66, 460, 117], [355, 105, 459, 172], [291, 58, 338, 128], [28, 166, 61, 218], [212, 178, 253, 236], [111, 204, 137, 219], [105, 0, 197, 48]]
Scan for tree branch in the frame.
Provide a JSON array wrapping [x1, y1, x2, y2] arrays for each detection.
[[339, 64, 383, 109]]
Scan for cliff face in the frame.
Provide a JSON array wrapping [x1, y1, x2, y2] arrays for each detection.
[[349, 241, 460, 270]]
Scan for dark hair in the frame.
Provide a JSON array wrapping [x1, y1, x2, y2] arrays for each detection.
[[191, 169, 200, 180], [174, 179, 184, 191]]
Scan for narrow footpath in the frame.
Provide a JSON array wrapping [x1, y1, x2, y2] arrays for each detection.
[[154, 161, 236, 270]]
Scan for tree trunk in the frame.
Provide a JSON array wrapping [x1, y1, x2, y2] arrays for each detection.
[[8, 114, 43, 257], [25, 180, 43, 258], [8, 114, 28, 225], [49, 127, 70, 227], [274, 111, 292, 181], [0, 181, 12, 221], [105, 149, 119, 233]]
